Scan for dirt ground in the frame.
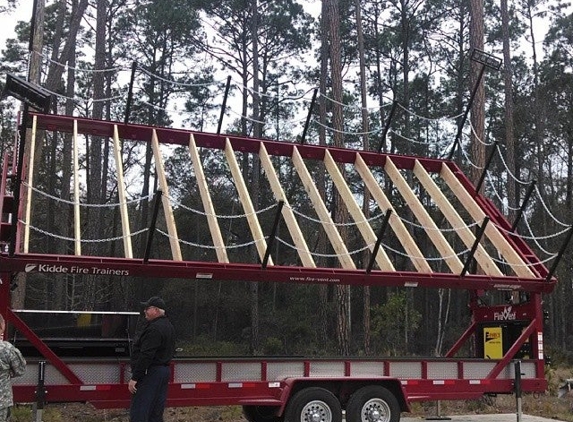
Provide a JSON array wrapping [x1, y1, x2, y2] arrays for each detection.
[[12, 392, 573, 422], [14, 403, 248, 422]]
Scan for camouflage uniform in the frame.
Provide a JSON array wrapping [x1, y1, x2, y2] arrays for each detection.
[[0, 340, 26, 421]]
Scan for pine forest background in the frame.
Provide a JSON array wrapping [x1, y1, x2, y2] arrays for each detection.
[[1, 0, 573, 362]]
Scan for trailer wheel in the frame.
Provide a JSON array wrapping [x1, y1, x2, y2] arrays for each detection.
[[345, 386, 400, 422], [243, 405, 283, 422], [284, 387, 342, 422]]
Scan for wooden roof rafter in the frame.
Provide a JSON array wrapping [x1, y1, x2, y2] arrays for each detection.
[[0, 113, 554, 293]]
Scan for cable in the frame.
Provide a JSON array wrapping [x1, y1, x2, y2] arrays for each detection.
[[534, 184, 569, 227], [23, 222, 148, 243], [169, 196, 277, 219], [22, 183, 152, 207], [31, 50, 127, 73], [157, 228, 262, 250], [138, 66, 225, 88]]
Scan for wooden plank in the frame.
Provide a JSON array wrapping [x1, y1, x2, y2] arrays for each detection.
[[440, 164, 534, 278], [291, 147, 355, 269], [73, 119, 81, 256], [112, 125, 133, 259], [324, 150, 394, 271], [224, 138, 271, 265], [259, 143, 315, 267], [413, 160, 502, 276], [189, 135, 229, 263], [23, 116, 37, 254], [151, 130, 182, 261], [355, 155, 431, 273], [385, 157, 464, 273]]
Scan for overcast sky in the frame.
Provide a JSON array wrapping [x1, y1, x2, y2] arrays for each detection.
[[0, 1, 32, 47]]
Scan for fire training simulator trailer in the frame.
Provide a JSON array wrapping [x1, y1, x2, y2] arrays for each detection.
[[0, 106, 561, 422]]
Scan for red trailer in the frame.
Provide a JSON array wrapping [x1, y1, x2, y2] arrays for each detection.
[[0, 112, 561, 422]]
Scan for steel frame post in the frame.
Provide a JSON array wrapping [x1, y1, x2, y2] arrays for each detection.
[[124, 62, 137, 125], [262, 201, 284, 269], [8, 104, 28, 256], [143, 190, 163, 263], [511, 180, 536, 232], [217, 76, 232, 135], [378, 101, 398, 153], [300, 88, 318, 144], [448, 49, 502, 161]]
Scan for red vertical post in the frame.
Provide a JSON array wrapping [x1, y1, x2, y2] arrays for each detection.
[[531, 292, 546, 379]]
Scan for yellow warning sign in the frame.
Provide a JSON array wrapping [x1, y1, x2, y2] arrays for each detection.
[[484, 326, 503, 359]]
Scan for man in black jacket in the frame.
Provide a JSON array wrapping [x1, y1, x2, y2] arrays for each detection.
[[129, 297, 175, 422]]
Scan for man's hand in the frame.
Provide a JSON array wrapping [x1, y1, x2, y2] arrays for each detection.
[[128, 379, 138, 394]]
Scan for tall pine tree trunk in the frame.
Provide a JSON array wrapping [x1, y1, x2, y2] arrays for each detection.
[[325, 0, 350, 356], [317, 0, 330, 349], [354, 0, 371, 356], [469, 0, 485, 187], [250, 0, 261, 355], [12, 0, 46, 309], [80, 0, 107, 310], [501, 0, 517, 222]]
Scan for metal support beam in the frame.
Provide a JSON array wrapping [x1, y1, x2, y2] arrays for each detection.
[[448, 49, 502, 161], [144, 190, 163, 263], [366, 209, 392, 273], [461, 217, 489, 277], [474, 141, 498, 194], [6, 309, 82, 384], [514, 360, 523, 422], [545, 225, 573, 282], [300, 88, 318, 144], [9, 104, 29, 256], [511, 180, 536, 232], [448, 65, 485, 161], [124, 62, 137, 124], [378, 101, 398, 153], [2, 74, 51, 112], [33, 361, 46, 422], [2, 74, 52, 256], [262, 201, 284, 269], [217, 76, 231, 135]]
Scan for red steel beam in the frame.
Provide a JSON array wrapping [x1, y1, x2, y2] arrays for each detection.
[[0, 253, 556, 293], [7, 309, 82, 384], [31, 112, 446, 171]]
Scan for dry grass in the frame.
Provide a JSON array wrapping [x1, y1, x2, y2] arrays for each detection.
[[12, 396, 573, 422]]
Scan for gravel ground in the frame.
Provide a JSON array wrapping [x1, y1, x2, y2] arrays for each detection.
[[402, 415, 565, 422]]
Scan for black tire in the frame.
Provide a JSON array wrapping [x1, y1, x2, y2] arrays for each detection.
[[242, 405, 283, 422], [345, 385, 401, 422], [284, 387, 342, 422]]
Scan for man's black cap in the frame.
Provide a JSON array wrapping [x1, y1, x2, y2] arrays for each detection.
[[141, 296, 166, 310]]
